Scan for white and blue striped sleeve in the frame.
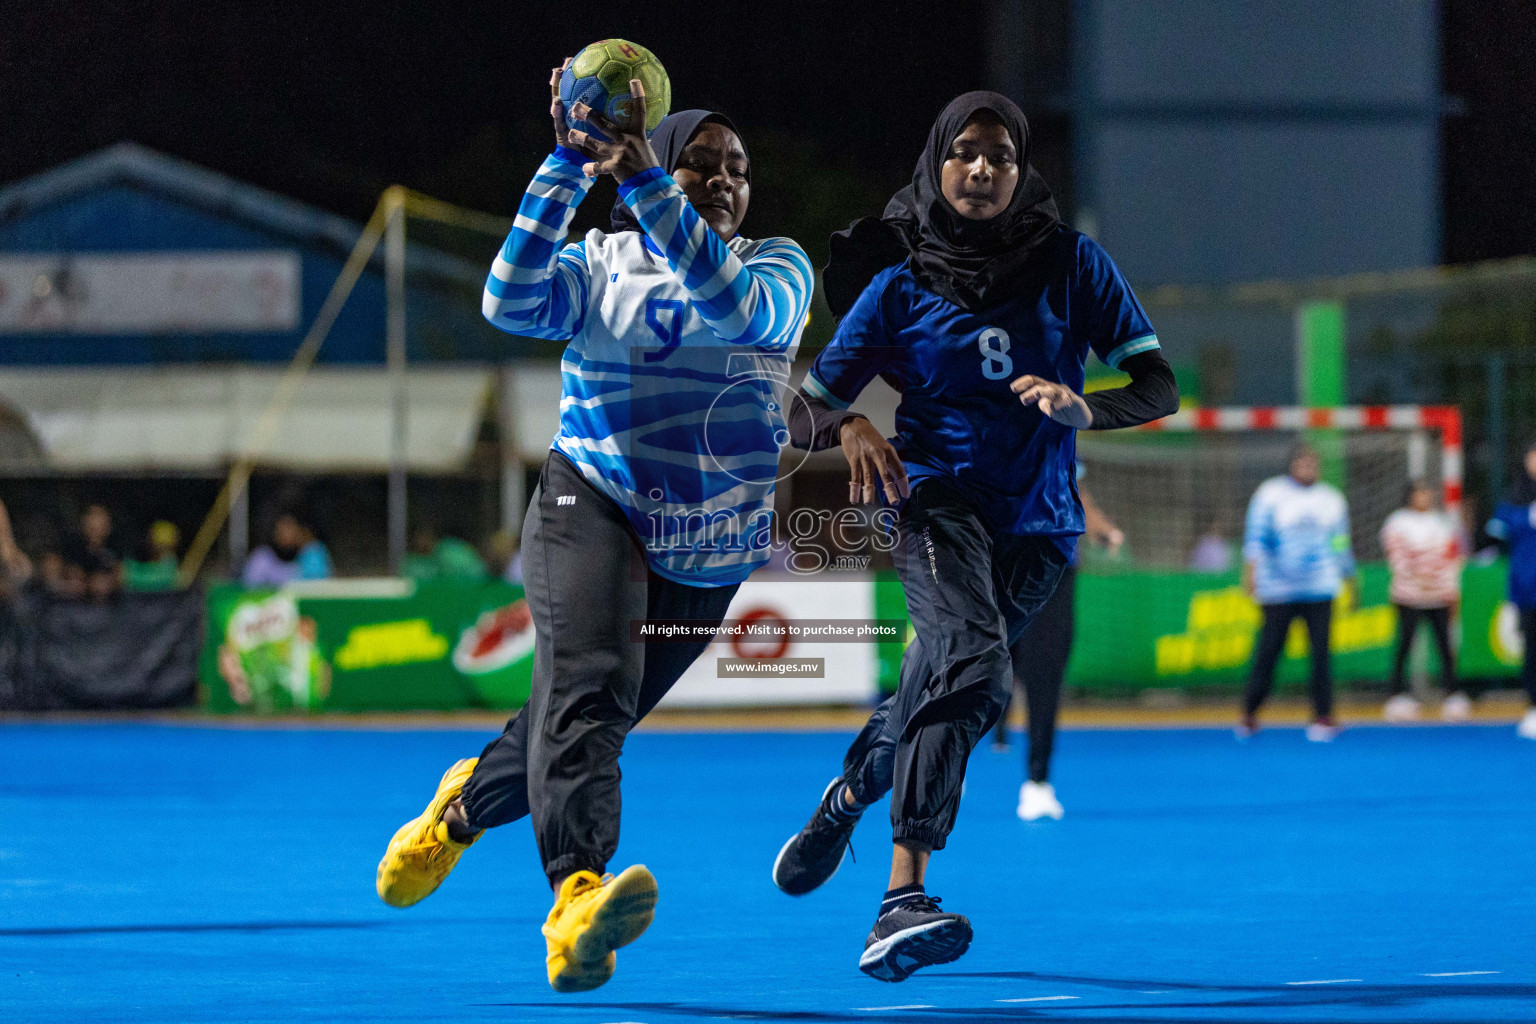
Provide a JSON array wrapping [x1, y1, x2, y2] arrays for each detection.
[[481, 148, 595, 341], [615, 168, 813, 353]]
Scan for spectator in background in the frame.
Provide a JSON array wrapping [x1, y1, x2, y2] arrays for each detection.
[[1380, 481, 1467, 723], [54, 558, 88, 600], [82, 550, 120, 602], [125, 521, 182, 592], [242, 505, 332, 587], [1488, 438, 1536, 740], [32, 535, 66, 595], [1189, 517, 1237, 573], [62, 502, 122, 599], [1238, 444, 1355, 742], [0, 497, 34, 598], [81, 503, 114, 553], [403, 522, 487, 582], [18, 517, 66, 595], [54, 505, 120, 600]]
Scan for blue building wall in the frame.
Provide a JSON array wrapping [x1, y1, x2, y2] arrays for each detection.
[[0, 168, 519, 365], [1075, 0, 1440, 288]]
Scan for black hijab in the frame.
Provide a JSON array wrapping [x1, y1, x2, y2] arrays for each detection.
[[825, 91, 1060, 313], [609, 109, 748, 234]]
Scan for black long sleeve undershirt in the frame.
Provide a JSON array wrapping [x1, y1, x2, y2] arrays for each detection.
[[1082, 349, 1179, 430], [787, 387, 866, 452], [787, 349, 1178, 453]]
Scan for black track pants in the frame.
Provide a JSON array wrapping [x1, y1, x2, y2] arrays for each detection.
[[1243, 599, 1334, 720], [838, 479, 1066, 850], [1389, 603, 1457, 694], [457, 452, 737, 885], [993, 566, 1076, 782]]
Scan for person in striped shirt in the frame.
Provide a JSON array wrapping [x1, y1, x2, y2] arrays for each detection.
[[1380, 481, 1468, 723], [374, 65, 812, 993]]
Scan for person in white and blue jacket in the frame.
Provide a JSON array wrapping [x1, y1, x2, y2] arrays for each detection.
[[1239, 443, 1356, 740], [1488, 437, 1536, 739], [768, 92, 1178, 982], [374, 65, 812, 993]]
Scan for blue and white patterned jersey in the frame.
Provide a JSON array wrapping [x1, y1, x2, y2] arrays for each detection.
[[482, 148, 813, 585], [1243, 475, 1355, 604]]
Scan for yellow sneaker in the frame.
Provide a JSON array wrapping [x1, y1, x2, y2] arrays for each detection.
[[542, 865, 658, 993], [375, 758, 480, 907]]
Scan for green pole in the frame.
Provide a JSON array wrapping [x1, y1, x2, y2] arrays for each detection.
[[1297, 300, 1346, 487]]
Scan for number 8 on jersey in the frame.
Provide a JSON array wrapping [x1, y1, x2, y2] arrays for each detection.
[[977, 327, 1013, 380]]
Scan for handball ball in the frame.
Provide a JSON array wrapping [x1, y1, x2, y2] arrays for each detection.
[[560, 39, 671, 141]]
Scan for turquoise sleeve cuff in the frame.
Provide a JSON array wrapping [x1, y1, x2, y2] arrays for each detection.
[[551, 145, 588, 167], [802, 371, 853, 410], [1104, 333, 1161, 370]]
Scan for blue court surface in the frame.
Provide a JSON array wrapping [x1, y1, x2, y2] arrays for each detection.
[[2, 720, 1533, 1023]]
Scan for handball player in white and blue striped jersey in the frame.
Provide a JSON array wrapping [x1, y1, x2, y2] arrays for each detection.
[[375, 61, 812, 993]]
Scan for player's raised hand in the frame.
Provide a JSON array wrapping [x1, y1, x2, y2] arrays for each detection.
[[840, 417, 910, 506], [550, 58, 573, 149], [569, 79, 660, 182], [1010, 375, 1094, 429]]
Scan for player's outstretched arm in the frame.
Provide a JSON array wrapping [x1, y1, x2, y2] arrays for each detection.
[[1008, 351, 1177, 431], [1081, 350, 1179, 429], [786, 387, 867, 453], [785, 386, 908, 506], [481, 61, 594, 341]]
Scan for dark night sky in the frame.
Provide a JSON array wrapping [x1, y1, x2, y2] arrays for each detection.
[[3, 0, 1534, 265], [2, 0, 996, 262], [1441, 0, 1536, 263]]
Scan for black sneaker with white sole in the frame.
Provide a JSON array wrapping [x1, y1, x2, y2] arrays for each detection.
[[858, 895, 973, 982], [772, 777, 861, 896]]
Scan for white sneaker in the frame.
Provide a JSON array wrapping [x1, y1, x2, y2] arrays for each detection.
[[1305, 720, 1341, 743], [1383, 694, 1422, 723], [1440, 692, 1473, 722], [1517, 709, 1536, 740], [1017, 781, 1064, 821]]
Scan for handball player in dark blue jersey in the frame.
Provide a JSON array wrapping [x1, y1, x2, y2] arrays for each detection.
[[771, 92, 1178, 981]]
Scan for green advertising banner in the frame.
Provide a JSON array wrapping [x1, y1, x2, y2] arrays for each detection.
[[205, 562, 1523, 711], [875, 561, 1522, 694], [200, 581, 536, 712]]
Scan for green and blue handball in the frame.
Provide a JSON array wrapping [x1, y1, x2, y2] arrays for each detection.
[[560, 39, 671, 141]]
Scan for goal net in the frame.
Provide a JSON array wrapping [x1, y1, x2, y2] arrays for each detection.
[[1076, 406, 1464, 573]]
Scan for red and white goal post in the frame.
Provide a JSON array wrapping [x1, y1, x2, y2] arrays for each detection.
[[1136, 405, 1463, 514]]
